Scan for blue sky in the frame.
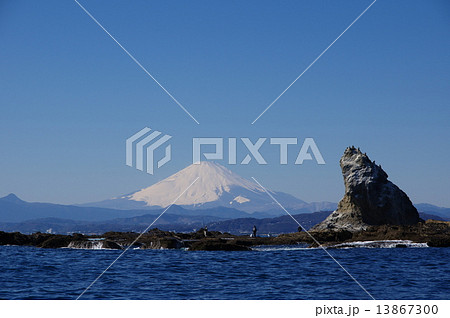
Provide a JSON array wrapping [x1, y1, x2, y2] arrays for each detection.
[[1, 0, 449, 206]]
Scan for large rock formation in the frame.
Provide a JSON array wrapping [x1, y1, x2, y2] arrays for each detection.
[[313, 146, 421, 232]]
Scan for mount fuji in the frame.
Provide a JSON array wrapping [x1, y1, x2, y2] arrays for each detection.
[[83, 161, 336, 215]]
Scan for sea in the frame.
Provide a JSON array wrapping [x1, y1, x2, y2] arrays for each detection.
[[0, 244, 449, 300]]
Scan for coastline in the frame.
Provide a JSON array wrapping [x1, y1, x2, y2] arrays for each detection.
[[1, 219, 449, 251]]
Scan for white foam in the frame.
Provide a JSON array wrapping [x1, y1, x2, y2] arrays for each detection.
[[329, 240, 428, 249], [252, 245, 311, 251], [67, 241, 118, 250], [252, 240, 429, 251]]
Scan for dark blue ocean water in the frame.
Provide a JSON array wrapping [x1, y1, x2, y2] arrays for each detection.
[[0, 245, 449, 300]]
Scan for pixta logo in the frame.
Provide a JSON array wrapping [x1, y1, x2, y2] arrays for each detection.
[[127, 128, 325, 175], [193, 137, 325, 165], [126, 127, 172, 175]]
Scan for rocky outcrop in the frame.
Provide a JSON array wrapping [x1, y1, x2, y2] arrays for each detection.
[[0, 231, 73, 248], [313, 146, 421, 232]]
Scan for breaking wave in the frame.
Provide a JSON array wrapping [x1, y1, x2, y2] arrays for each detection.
[[329, 240, 429, 249]]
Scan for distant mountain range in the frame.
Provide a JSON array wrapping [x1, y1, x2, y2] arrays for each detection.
[[0, 208, 332, 235], [0, 193, 273, 223], [0, 193, 152, 223], [0, 209, 446, 236], [0, 212, 323, 235], [0, 214, 224, 235], [414, 203, 450, 219]]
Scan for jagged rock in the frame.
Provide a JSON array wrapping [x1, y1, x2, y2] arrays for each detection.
[[313, 146, 421, 232], [146, 228, 172, 238], [39, 236, 72, 248], [102, 240, 123, 249], [0, 231, 30, 245], [145, 237, 184, 249]]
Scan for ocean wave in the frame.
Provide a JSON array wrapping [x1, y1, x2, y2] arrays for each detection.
[[252, 245, 312, 251], [66, 241, 120, 250], [251, 240, 429, 251], [329, 240, 429, 249]]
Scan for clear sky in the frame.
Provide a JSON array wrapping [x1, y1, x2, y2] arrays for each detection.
[[1, 0, 449, 206]]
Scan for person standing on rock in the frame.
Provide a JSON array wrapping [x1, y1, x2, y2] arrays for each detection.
[[203, 226, 208, 238], [252, 225, 257, 238]]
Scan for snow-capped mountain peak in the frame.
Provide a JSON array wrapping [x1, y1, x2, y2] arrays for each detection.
[[127, 161, 263, 208]]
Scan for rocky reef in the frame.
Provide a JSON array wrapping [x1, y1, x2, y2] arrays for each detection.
[[313, 146, 421, 232], [0, 231, 74, 249], [1, 221, 449, 250], [0, 228, 303, 251], [294, 219, 450, 247]]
